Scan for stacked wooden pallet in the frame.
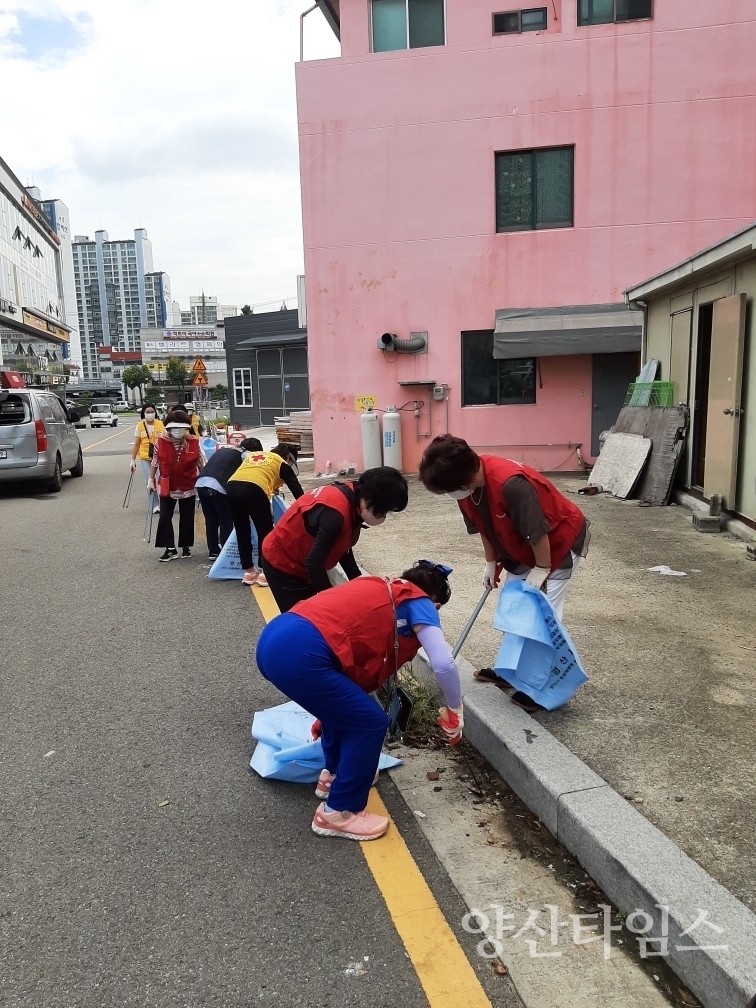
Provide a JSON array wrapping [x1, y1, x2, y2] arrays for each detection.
[[276, 411, 314, 456]]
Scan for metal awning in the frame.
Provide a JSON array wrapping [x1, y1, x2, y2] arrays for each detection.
[[493, 303, 642, 359]]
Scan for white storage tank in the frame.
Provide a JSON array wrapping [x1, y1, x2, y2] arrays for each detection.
[[382, 406, 403, 471], [360, 409, 383, 470]]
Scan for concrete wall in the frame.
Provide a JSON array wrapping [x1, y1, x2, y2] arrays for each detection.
[[297, 0, 756, 473]]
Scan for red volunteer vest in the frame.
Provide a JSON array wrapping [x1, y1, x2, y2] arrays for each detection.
[[291, 576, 429, 693], [459, 456, 584, 572], [262, 483, 359, 578], [155, 435, 200, 497]]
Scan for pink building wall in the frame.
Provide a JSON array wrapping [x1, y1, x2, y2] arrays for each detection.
[[296, 0, 756, 472]]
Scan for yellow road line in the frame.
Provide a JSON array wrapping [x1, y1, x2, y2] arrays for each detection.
[[248, 584, 492, 1008], [83, 427, 132, 451], [362, 789, 492, 1008]]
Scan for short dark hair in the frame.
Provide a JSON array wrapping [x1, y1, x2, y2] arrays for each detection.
[[239, 437, 263, 452], [419, 435, 480, 494], [355, 467, 409, 517], [165, 409, 191, 425], [140, 402, 158, 419], [271, 442, 297, 462], [401, 563, 452, 606]]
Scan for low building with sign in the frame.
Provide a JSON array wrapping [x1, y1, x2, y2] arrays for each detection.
[[0, 157, 72, 392], [140, 324, 228, 394], [224, 308, 309, 427]]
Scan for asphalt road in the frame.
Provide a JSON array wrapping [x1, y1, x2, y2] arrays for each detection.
[[0, 429, 499, 1008]]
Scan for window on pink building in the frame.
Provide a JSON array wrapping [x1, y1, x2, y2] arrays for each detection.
[[371, 0, 445, 52], [495, 147, 573, 232], [578, 0, 652, 25], [462, 331, 536, 406], [493, 8, 547, 34]]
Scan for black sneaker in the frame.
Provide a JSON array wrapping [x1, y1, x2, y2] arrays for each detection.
[[181, 547, 192, 558], [208, 552, 219, 560], [159, 548, 178, 562]]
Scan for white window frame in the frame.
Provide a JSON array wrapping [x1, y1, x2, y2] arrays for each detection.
[[233, 367, 253, 407], [370, 0, 447, 53]]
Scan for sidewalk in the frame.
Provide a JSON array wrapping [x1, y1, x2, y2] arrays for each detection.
[[349, 474, 756, 913]]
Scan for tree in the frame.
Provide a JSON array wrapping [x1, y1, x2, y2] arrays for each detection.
[[240, 304, 253, 315], [166, 356, 188, 393], [122, 364, 152, 405], [210, 383, 228, 402]]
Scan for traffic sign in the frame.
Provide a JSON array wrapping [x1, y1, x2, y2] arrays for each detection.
[[191, 356, 206, 373], [192, 372, 209, 386]]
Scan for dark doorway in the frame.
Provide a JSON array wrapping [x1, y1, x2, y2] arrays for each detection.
[[692, 302, 713, 489], [591, 352, 641, 456]]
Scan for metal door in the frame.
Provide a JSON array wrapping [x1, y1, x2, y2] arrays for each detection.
[[703, 293, 746, 507], [591, 352, 641, 456], [256, 348, 283, 427]]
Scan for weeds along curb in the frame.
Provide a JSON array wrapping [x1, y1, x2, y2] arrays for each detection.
[[410, 649, 756, 1008]]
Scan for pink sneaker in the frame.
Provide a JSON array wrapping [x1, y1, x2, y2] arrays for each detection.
[[242, 569, 259, 585], [255, 573, 269, 588], [311, 803, 389, 841], [314, 769, 380, 800]]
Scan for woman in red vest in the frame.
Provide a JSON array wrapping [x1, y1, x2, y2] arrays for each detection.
[[261, 467, 409, 612], [256, 562, 463, 841], [148, 411, 203, 562], [419, 435, 589, 711]]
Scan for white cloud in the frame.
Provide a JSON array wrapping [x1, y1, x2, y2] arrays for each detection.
[[0, 0, 340, 307]]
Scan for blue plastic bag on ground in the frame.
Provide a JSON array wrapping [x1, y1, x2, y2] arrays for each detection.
[[207, 494, 288, 580], [250, 700, 402, 783], [492, 580, 588, 710]]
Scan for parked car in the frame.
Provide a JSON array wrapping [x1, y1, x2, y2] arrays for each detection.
[[89, 402, 118, 427], [0, 389, 83, 492], [114, 400, 131, 412]]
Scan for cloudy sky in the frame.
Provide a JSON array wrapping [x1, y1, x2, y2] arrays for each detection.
[[0, 1, 339, 310]]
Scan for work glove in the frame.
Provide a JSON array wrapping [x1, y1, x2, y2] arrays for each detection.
[[525, 566, 550, 590], [483, 561, 500, 589], [310, 718, 322, 741], [437, 704, 464, 746], [147, 477, 156, 492], [130, 459, 137, 473]]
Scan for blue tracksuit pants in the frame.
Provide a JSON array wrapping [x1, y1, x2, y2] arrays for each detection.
[[256, 613, 388, 813]]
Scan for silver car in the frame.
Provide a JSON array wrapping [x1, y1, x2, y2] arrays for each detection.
[[0, 389, 84, 492]]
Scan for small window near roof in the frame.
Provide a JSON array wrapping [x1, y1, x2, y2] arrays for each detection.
[[493, 8, 547, 34], [578, 0, 652, 24]]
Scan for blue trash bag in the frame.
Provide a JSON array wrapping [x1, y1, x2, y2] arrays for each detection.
[[250, 700, 403, 783], [207, 493, 288, 580], [200, 435, 219, 459], [491, 580, 588, 710]]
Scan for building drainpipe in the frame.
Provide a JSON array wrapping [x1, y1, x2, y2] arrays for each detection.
[[300, 3, 319, 62]]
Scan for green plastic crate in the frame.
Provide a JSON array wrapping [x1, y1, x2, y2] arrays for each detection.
[[624, 381, 675, 407]]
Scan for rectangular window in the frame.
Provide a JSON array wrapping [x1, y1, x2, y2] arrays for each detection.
[[493, 8, 547, 34], [462, 331, 536, 406], [372, 0, 445, 52], [495, 146, 573, 232], [578, 0, 652, 24], [233, 367, 253, 407]]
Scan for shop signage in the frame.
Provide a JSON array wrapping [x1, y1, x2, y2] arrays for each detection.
[[22, 310, 49, 334], [142, 339, 224, 353]]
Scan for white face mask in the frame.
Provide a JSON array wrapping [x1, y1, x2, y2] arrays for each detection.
[[360, 507, 386, 527], [144, 412, 156, 421], [446, 488, 473, 500], [169, 428, 186, 440]]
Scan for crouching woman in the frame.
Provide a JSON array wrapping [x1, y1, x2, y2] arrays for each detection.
[[255, 561, 463, 842]]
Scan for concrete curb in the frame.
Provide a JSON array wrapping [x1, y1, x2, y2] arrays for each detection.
[[411, 649, 756, 1008], [674, 489, 756, 545]]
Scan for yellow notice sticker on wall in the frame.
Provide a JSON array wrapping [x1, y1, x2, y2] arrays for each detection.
[[355, 395, 378, 412]]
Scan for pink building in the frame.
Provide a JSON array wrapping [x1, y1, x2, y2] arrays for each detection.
[[298, 0, 756, 473]]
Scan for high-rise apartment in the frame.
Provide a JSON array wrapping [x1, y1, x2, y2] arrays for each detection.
[[72, 228, 170, 383]]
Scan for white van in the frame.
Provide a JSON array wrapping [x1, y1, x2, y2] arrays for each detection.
[[89, 402, 118, 428]]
